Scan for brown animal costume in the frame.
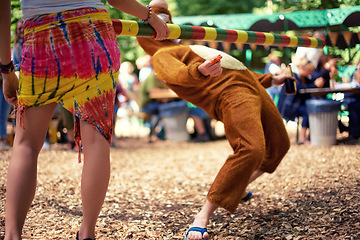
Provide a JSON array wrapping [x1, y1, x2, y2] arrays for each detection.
[[137, 6, 290, 214]]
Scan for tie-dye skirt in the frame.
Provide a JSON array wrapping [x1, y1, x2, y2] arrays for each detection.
[[19, 7, 121, 151]]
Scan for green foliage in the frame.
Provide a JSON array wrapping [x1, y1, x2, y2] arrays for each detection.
[[101, 1, 149, 64], [275, 0, 338, 11], [10, 0, 22, 44], [327, 46, 360, 65], [273, 0, 360, 11], [11, 0, 22, 21], [173, 0, 264, 16]]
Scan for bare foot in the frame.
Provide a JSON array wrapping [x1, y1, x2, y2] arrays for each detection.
[[186, 213, 210, 240], [241, 191, 252, 202], [298, 140, 311, 145], [186, 200, 219, 239]]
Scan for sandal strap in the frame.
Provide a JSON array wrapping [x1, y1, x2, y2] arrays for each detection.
[[185, 227, 207, 238]]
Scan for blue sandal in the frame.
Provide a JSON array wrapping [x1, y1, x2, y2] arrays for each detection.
[[76, 231, 95, 240], [241, 191, 252, 202], [185, 227, 208, 240]]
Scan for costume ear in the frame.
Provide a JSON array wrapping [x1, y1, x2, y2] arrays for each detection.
[[151, 7, 173, 23], [157, 13, 171, 23], [189, 45, 247, 71], [149, 0, 173, 23], [149, 0, 168, 9]]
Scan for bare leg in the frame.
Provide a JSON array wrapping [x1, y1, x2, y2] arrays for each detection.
[[299, 127, 310, 144], [248, 169, 264, 184], [78, 121, 110, 239], [67, 128, 75, 142], [192, 116, 206, 135], [65, 128, 77, 150], [5, 103, 57, 240], [186, 170, 265, 240]]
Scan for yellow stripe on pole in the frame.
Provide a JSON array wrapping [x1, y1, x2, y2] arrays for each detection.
[[263, 33, 275, 45], [309, 37, 320, 48], [288, 36, 299, 48], [203, 27, 218, 41], [168, 24, 181, 39], [123, 20, 139, 36], [235, 30, 249, 44]]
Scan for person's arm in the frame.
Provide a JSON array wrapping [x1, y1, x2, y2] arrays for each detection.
[[136, 36, 178, 56], [251, 72, 274, 88], [352, 66, 360, 85], [0, 0, 19, 105], [311, 68, 329, 81], [271, 71, 295, 87], [0, 1, 11, 64], [106, 0, 169, 40], [252, 70, 295, 89], [298, 77, 318, 89], [153, 46, 207, 86], [251, 70, 292, 89]]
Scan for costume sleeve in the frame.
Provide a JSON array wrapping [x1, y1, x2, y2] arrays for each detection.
[[251, 71, 274, 89], [136, 37, 178, 56], [152, 46, 209, 86]]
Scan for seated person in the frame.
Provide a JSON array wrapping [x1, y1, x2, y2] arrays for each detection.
[[0, 74, 12, 150], [186, 102, 212, 142], [294, 30, 325, 67], [140, 69, 166, 115], [337, 61, 360, 140], [311, 54, 338, 89], [136, 54, 153, 83], [118, 61, 139, 92], [264, 52, 283, 101], [139, 69, 167, 139], [140, 70, 210, 141], [113, 82, 130, 145], [277, 57, 324, 144]]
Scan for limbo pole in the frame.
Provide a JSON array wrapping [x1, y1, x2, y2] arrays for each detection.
[[112, 19, 325, 49]]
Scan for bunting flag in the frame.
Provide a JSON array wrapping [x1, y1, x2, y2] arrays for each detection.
[[328, 32, 339, 46], [223, 42, 232, 53], [112, 19, 325, 48], [208, 41, 219, 50], [343, 31, 353, 45], [235, 43, 244, 51]]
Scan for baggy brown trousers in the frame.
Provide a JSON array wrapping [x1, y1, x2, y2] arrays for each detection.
[[151, 45, 291, 214], [207, 74, 290, 213]]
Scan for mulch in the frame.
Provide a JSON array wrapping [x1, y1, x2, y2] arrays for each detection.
[[1, 125, 359, 239]]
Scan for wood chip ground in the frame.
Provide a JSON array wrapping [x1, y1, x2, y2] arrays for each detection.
[[1, 125, 359, 239]]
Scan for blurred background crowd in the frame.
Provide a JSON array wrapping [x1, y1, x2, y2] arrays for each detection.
[[1, 0, 360, 150]]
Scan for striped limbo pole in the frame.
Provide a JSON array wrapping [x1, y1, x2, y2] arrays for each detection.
[[112, 19, 325, 49]]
